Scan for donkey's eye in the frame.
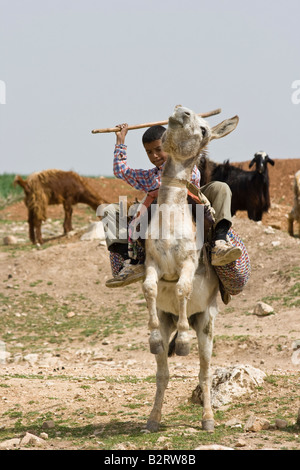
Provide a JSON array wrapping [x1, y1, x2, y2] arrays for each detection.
[[200, 126, 207, 138]]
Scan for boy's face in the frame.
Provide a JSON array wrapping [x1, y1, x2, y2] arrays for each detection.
[[144, 139, 168, 168]]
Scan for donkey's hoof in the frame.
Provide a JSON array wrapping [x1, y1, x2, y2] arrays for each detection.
[[175, 340, 190, 356], [202, 419, 214, 432], [146, 420, 160, 432], [149, 330, 164, 355], [149, 341, 164, 355]]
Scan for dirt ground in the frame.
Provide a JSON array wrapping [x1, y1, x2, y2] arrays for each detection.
[[0, 158, 299, 451]]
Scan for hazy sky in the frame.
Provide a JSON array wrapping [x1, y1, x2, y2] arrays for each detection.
[[0, 0, 299, 176]]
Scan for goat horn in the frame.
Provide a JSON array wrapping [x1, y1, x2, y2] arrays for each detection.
[[91, 108, 222, 134]]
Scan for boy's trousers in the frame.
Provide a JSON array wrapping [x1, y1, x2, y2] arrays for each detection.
[[103, 181, 232, 250]]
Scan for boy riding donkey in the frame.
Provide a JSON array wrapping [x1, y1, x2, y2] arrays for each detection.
[[102, 121, 249, 303]]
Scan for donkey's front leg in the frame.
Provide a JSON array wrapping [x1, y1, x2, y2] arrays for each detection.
[[146, 312, 175, 432], [143, 265, 163, 355], [175, 260, 196, 356]]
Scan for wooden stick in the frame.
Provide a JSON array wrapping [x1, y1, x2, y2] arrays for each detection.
[[91, 108, 222, 134]]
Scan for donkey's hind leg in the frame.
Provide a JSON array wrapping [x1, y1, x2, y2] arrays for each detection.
[[146, 311, 175, 432], [192, 307, 217, 431]]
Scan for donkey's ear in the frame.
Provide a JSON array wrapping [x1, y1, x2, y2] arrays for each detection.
[[210, 116, 239, 140]]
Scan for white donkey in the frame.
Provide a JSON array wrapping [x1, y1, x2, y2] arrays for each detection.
[[143, 106, 239, 432]]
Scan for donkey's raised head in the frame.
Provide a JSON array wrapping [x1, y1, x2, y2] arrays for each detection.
[[162, 105, 239, 161]]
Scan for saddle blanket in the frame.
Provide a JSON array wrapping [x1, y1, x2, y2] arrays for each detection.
[[214, 228, 251, 295]]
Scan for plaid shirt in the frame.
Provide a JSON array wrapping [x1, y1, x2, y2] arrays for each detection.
[[113, 144, 201, 192]]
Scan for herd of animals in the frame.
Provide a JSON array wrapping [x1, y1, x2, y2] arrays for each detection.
[[14, 151, 300, 245]]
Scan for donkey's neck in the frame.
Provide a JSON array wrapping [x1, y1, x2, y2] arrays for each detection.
[[158, 155, 197, 204], [163, 155, 197, 180]]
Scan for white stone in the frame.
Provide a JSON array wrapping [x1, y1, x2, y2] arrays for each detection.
[[253, 301, 274, 316], [0, 438, 21, 449], [264, 226, 275, 234], [20, 432, 46, 447], [192, 364, 266, 408]]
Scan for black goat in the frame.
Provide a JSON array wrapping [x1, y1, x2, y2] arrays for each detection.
[[199, 152, 275, 221]]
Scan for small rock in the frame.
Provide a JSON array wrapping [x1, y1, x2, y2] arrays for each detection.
[[235, 438, 247, 448], [0, 350, 11, 364], [292, 348, 300, 365], [253, 301, 274, 316], [264, 226, 275, 234], [275, 418, 288, 429], [244, 415, 270, 432], [263, 227, 273, 235], [271, 240, 281, 247], [42, 420, 55, 429], [66, 311, 76, 318], [3, 235, 18, 245], [40, 432, 48, 440]]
